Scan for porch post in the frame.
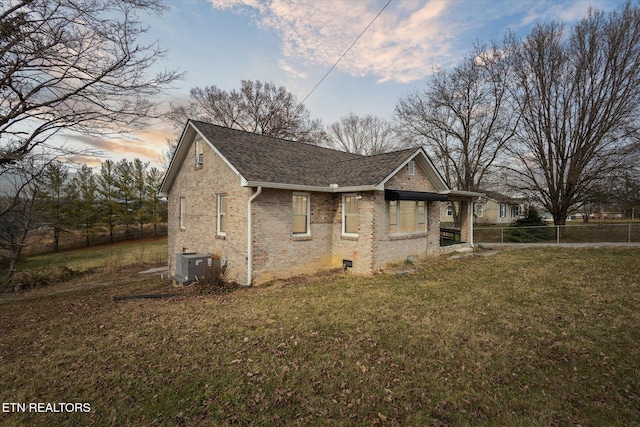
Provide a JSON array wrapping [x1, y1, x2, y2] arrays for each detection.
[[458, 200, 470, 244], [469, 198, 474, 247]]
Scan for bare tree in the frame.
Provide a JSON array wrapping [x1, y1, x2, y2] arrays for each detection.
[[0, 157, 47, 289], [508, 3, 640, 225], [326, 113, 406, 155], [161, 138, 178, 171], [395, 41, 518, 192], [0, 0, 181, 168], [169, 80, 327, 143]]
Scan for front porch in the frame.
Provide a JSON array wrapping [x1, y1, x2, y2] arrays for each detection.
[[438, 189, 483, 253], [440, 226, 463, 246]]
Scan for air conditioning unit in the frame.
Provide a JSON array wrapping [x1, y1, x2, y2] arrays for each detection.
[[173, 252, 220, 285]]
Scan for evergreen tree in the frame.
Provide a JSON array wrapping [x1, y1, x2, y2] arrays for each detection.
[[71, 165, 98, 246], [115, 159, 135, 240], [36, 161, 72, 251], [131, 159, 149, 236], [97, 160, 119, 243], [145, 167, 166, 237]]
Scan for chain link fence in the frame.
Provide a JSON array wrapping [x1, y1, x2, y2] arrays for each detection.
[[475, 223, 640, 244]]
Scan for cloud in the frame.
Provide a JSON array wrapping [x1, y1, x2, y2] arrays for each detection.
[[63, 125, 175, 166], [512, 0, 615, 30], [209, 0, 457, 83], [209, 0, 607, 84]]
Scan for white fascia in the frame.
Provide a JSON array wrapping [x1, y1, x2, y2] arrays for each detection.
[[241, 180, 380, 193]]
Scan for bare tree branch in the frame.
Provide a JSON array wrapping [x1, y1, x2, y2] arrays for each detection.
[[326, 113, 407, 155], [0, 0, 182, 167], [508, 3, 640, 224], [394, 41, 518, 192], [168, 80, 327, 144]]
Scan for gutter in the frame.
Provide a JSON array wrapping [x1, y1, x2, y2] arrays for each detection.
[[241, 179, 380, 193], [246, 186, 262, 286]]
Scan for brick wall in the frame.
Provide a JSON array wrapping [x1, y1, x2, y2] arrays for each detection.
[[331, 192, 375, 275], [167, 136, 249, 285], [372, 161, 443, 269], [251, 189, 335, 283]]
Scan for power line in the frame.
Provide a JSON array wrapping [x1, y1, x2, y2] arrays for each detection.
[[301, 0, 393, 105]]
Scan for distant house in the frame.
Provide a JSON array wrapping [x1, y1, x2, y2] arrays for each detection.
[[469, 190, 528, 225], [159, 120, 482, 286]]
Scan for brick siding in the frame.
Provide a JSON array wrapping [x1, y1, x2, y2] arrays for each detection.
[[168, 140, 463, 285], [167, 137, 249, 285]]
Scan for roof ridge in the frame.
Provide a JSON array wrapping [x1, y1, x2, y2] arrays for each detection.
[[331, 147, 419, 165]]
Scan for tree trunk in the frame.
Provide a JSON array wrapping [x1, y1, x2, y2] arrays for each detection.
[[53, 226, 60, 251]]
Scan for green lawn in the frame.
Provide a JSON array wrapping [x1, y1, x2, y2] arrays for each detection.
[[1, 247, 638, 426]]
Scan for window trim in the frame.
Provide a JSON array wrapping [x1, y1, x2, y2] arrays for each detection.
[[389, 200, 427, 234], [446, 204, 453, 217], [342, 193, 359, 237], [217, 193, 226, 236], [408, 160, 415, 176], [179, 197, 186, 230], [513, 205, 522, 217], [292, 192, 310, 236], [195, 137, 204, 167], [499, 203, 507, 218]]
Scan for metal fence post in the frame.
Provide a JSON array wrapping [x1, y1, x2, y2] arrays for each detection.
[[629, 224, 632, 243], [557, 225, 560, 244], [501, 227, 504, 243]]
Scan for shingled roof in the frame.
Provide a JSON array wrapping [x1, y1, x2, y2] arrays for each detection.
[[160, 120, 449, 195], [480, 190, 527, 204]]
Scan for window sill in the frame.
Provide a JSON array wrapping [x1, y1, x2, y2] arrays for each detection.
[[195, 163, 203, 170], [341, 235, 359, 241], [215, 234, 226, 240], [292, 235, 312, 241], [389, 232, 428, 240]]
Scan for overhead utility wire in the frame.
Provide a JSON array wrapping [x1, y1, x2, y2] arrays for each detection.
[[301, 0, 393, 105]]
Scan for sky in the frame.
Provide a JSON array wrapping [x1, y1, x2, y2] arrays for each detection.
[[64, 0, 621, 168]]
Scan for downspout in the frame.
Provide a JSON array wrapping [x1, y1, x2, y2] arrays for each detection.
[[246, 186, 262, 286]]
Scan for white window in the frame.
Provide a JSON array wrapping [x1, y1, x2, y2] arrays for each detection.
[[342, 194, 359, 236], [389, 200, 427, 234], [195, 137, 204, 167], [513, 205, 522, 217], [408, 160, 415, 176], [217, 194, 226, 235], [499, 204, 507, 218], [292, 193, 310, 235], [475, 203, 484, 218], [179, 197, 185, 229], [446, 204, 453, 217]]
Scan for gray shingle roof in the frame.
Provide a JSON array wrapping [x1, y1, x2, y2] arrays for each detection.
[[480, 190, 527, 204], [191, 120, 418, 188]]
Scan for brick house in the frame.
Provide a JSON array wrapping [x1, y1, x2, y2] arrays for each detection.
[[159, 120, 481, 286]]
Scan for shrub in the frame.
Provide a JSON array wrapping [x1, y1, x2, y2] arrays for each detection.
[[505, 207, 554, 243], [5, 266, 81, 292]]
